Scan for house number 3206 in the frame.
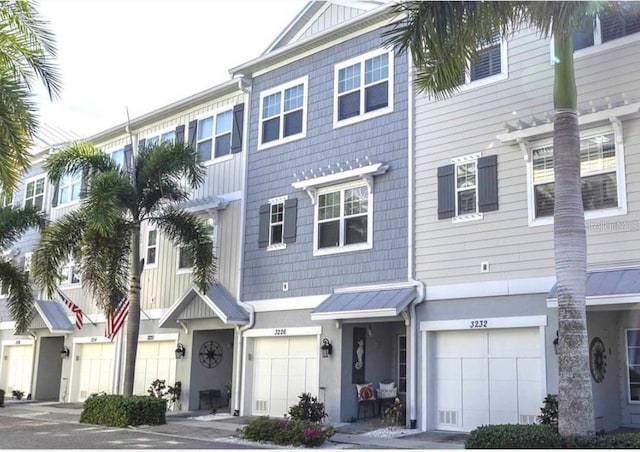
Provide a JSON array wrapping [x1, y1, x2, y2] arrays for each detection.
[[470, 320, 488, 328], [274, 329, 287, 336]]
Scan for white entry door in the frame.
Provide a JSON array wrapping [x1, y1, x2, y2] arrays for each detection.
[[0, 344, 34, 396], [252, 336, 319, 417], [133, 341, 177, 395], [434, 328, 542, 431], [76, 342, 114, 401]]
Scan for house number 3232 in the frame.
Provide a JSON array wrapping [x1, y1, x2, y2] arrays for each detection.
[[470, 320, 488, 328]]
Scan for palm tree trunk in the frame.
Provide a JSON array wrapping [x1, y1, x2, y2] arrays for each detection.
[[553, 34, 594, 437], [123, 224, 142, 396]]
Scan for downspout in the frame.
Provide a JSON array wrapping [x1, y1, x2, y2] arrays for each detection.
[[405, 45, 426, 430], [232, 74, 255, 416]]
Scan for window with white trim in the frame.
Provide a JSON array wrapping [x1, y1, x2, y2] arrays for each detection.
[[177, 247, 193, 272], [23, 252, 32, 281], [573, 6, 640, 51], [530, 129, 622, 221], [626, 329, 640, 402], [335, 49, 393, 126], [258, 196, 297, 251], [145, 226, 158, 268], [109, 148, 125, 168], [0, 189, 13, 207], [58, 173, 82, 206], [259, 77, 307, 148], [60, 260, 81, 286], [456, 160, 478, 215], [146, 130, 176, 147], [196, 110, 232, 161], [457, 33, 507, 88], [176, 218, 216, 273], [269, 201, 284, 247], [315, 181, 371, 254], [24, 176, 45, 210]]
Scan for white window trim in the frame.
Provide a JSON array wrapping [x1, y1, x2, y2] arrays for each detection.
[[59, 259, 81, 288], [195, 107, 234, 163], [451, 152, 484, 223], [313, 179, 373, 257], [333, 48, 394, 129], [258, 76, 308, 151], [55, 173, 82, 208], [144, 127, 176, 147], [526, 124, 627, 227], [267, 195, 288, 252], [145, 225, 158, 269], [457, 37, 508, 92], [176, 245, 194, 274], [23, 175, 46, 210]]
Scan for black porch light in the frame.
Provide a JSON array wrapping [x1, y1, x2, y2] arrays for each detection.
[[320, 338, 333, 358], [175, 343, 186, 359], [60, 346, 70, 359], [553, 330, 559, 355]]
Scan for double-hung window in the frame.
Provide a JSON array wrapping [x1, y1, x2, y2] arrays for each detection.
[[315, 182, 371, 254], [0, 189, 13, 207], [259, 77, 307, 149], [145, 226, 158, 268], [458, 34, 507, 87], [530, 128, 623, 223], [573, 6, 640, 51], [335, 49, 393, 126], [146, 130, 176, 147], [60, 260, 81, 286], [110, 148, 125, 168], [196, 110, 232, 161], [58, 173, 82, 206], [258, 196, 298, 251], [24, 176, 45, 210]]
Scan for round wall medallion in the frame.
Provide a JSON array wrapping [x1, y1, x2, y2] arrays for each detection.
[[199, 340, 223, 368], [589, 337, 606, 383]]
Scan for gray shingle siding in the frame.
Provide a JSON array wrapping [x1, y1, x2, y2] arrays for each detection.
[[242, 29, 409, 301]]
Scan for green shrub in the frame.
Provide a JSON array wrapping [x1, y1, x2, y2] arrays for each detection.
[[287, 392, 327, 422], [80, 393, 166, 428], [240, 416, 334, 447], [538, 394, 558, 429], [465, 424, 562, 449], [0, 389, 4, 407]]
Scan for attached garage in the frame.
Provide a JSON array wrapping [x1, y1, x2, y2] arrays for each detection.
[[252, 336, 319, 417], [75, 342, 114, 401], [430, 326, 544, 432], [0, 342, 34, 396], [133, 341, 177, 395]]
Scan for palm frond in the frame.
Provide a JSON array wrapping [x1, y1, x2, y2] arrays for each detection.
[[44, 142, 115, 184], [0, 204, 45, 248], [0, 259, 34, 334], [32, 209, 85, 297], [136, 141, 205, 195], [154, 207, 216, 292], [83, 170, 133, 236]]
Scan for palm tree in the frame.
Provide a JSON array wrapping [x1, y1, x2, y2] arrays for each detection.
[[0, 0, 62, 192], [0, 205, 46, 333], [383, 1, 625, 437], [32, 141, 216, 396]]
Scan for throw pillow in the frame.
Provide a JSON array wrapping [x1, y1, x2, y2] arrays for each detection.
[[379, 382, 396, 391], [356, 383, 375, 401]]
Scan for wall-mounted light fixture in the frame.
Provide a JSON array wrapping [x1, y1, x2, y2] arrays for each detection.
[[175, 343, 186, 359], [320, 338, 333, 358], [60, 346, 70, 359], [553, 330, 559, 355]]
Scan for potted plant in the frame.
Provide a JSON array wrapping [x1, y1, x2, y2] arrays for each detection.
[[11, 390, 24, 400]]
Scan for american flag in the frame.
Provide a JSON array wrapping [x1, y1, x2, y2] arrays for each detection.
[[56, 288, 83, 329], [105, 297, 130, 341]]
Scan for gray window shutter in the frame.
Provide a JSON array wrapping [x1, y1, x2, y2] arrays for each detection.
[[137, 138, 146, 150], [123, 144, 133, 174], [231, 103, 244, 154], [175, 124, 185, 144], [80, 168, 89, 196], [258, 204, 270, 248], [51, 180, 59, 208], [188, 120, 198, 147], [283, 198, 297, 244], [437, 164, 455, 219], [478, 155, 498, 213]]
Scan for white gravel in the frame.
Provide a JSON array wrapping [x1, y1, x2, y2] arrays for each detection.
[[186, 413, 235, 421], [361, 426, 421, 438]]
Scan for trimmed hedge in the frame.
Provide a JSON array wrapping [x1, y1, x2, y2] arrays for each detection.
[[465, 424, 640, 449], [79, 393, 166, 428], [240, 416, 334, 448], [0, 389, 4, 407]]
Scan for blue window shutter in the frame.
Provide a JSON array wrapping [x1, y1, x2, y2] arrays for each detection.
[[231, 103, 244, 154], [437, 164, 455, 220], [137, 138, 146, 151], [283, 198, 297, 244], [478, 155, 498, 213], [123, 144, 133, 174], [258, 204, 270, 248], [175, 124, 185, 144], [188, 120, 198, 147]]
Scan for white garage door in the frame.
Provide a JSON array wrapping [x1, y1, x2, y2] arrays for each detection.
[[1, 344, 33, 395], [434, 328, 542, 431], [133, 341, 176, 396], [252, 336, 319, 417], [76, 342, 114, 401]]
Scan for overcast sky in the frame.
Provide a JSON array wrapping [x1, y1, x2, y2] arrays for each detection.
[[34, 0, 306, 137]]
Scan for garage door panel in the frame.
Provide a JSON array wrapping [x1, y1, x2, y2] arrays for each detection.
[[289, 337, 316, 355], [133, 342, 176, 396], [462, 379, 488, 408], [489, 379, 517, 413], [77, 343, 114, 400], [488, 328, 539, 357], [437, 358, 461, 380], [462, 358, 488, 380], [489, 358, 517, 380], [437, 379, 461, 409], [437, 330, 487, 357], [463, 409, 489, 430], [2, 345, 33, 394], [517, 357, 541, 382]]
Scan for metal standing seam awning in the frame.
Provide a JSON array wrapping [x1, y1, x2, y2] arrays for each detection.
[[159, 282, 249, 328], [32, 300, 74, 334], [310, 287, 417, 321], [547, 267, 640, 304]]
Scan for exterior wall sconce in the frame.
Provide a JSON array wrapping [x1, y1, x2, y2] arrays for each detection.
[[553, 330, 559, 355], [320, 338, 333, 358], [175, 343, 186, 359], [60, 346, 70, 359]]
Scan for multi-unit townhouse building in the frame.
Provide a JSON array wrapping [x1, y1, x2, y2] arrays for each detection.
[[1, 0, 640, 435]]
